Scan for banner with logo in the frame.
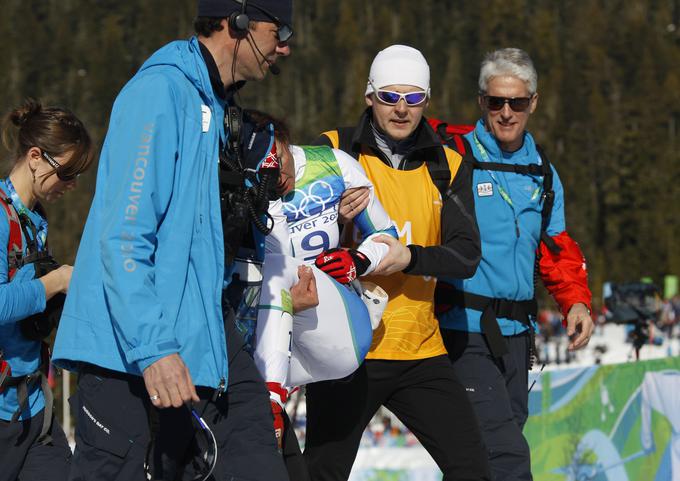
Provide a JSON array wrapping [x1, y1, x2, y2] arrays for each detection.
[[349, 356, 680, 481], [526, 356, 680, 481]]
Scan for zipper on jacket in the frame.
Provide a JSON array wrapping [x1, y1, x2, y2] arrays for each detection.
[[213, 377, 226, 401], [514, 218, 520, 238]]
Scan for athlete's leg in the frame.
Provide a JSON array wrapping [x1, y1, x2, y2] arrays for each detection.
[[382, 356, 491, 481], [281, 409, 311, 481], [255, 254, 372, 389]]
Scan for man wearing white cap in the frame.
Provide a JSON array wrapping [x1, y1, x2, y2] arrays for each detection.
[[304, 45, 491, 481]]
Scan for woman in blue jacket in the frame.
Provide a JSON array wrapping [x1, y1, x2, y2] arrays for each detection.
[[0, 99, 94, 481]]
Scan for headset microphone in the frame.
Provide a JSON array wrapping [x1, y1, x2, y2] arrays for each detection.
[[267, 62, 280, 75], [247, 30, 281, 76]]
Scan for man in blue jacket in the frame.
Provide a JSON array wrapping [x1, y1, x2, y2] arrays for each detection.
[[436, 48, 594, 481], [52, 1, 304, 480]]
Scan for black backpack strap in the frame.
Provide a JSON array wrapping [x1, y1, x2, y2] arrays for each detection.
[[336, 127, 359, 160], [434, 284, 539, 365], [428, 136, 479, 200], [6, 355, 53, 444], [466, 159, 545, 176], [425, 155, 451, 199], [17, 213, 41, 256], [0, 192, 23, 277], [434, 122, 468, 155], [466, 147, 561, 253], [535, 144, 560, 254]]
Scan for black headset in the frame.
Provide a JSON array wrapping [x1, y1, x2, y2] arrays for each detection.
[[229, 0, 250, 35]]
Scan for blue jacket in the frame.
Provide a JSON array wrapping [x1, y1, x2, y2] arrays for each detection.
[[53, 37, 230, 389], [438, 120, 565, 335], [0, 179, 48, 420]]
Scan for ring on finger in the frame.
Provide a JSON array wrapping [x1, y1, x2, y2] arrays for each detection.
[[150, 394, 160, 401]]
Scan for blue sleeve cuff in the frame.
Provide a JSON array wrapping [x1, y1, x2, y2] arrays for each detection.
[[126, 340, 181, 372], [383, 226, 399, 238]]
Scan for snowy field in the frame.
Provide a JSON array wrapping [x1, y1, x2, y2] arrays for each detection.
[[539, 322, 680, 370]]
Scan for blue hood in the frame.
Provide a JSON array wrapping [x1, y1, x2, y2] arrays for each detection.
[[139, 38, 223, 111]]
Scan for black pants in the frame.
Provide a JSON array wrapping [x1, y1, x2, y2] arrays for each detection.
[[443, 331, 532, 481], [303, 356, 491, 481], [0, 409, 71, 481], [281, 410, 310, 481], [68, 318, 288, 481]]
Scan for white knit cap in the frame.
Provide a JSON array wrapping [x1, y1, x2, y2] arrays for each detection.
[[365, 44, 431, 97]]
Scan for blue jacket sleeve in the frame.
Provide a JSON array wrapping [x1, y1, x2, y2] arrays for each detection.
[[0, 215, 46, 325], [546, 165, 566, 236], [98, 74, 181, 371]]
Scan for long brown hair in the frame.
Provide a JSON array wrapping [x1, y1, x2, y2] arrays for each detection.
[[1, 98, 95, 179]]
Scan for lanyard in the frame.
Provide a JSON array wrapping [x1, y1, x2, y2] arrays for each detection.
[[472, 132, 541, 208], [4, 178, 48, 251]]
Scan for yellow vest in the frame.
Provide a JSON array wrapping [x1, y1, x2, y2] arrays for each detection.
[[324, 130, 462, 360]]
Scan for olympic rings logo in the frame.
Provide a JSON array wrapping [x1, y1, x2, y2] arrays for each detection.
[[283, 180, 337, 220]]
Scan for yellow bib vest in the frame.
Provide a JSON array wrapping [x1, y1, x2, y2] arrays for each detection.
[[324, 130, 462, 360]]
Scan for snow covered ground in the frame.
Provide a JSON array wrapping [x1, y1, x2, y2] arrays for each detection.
[[539, 322, 680, 370]]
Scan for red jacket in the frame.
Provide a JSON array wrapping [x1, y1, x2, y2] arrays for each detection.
[[538, 231, 592, 317]]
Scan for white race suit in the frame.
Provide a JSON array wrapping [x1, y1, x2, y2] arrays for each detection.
[[254, 145, 397, 403]]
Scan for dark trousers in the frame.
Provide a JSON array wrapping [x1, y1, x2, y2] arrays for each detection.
[[303, 356, 491, 481], [443, 330, 532, 481], [281, 410, 311, 481], [68, 318, 288, 481], [0, 409, 71, 481]]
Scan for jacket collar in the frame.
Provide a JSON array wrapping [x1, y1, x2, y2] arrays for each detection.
[[472, 119, 539, 166], [198, 41, 225, 101]]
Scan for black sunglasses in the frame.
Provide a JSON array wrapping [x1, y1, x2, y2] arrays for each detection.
[[482, 95, 533, 113], [244, 2, 293, 43], [41, 150, 79, 182]]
